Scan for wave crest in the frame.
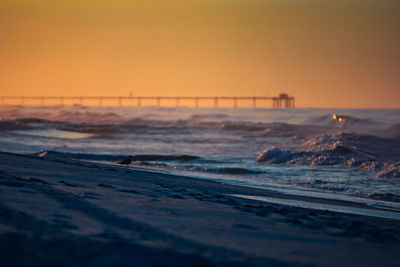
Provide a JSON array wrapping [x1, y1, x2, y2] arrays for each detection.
[[257, 133, 400, 178]]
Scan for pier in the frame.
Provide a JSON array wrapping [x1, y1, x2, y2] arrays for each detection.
[[0, 93, 295, 108]]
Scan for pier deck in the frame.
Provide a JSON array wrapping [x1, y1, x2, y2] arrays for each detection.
[[0, 95, 295, 108]]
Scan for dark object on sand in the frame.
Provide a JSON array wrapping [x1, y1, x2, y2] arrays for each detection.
[[119, 159, 132, 165]]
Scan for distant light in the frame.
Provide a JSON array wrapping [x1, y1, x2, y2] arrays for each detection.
[[332, 113, 346, 124]]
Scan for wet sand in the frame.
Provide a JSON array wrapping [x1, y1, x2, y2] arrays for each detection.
[[1, 152, 400, 266]]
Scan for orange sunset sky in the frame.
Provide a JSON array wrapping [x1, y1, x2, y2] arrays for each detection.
[[0, 0, 399, 108]]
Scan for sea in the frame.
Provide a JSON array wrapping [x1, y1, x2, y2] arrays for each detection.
[[1, 105, 399, 210]]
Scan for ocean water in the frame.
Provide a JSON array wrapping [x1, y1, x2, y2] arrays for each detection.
[[0, 105, 399, 209]]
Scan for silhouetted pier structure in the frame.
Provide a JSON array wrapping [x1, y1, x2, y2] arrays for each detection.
[[0, 94, 295, 108]]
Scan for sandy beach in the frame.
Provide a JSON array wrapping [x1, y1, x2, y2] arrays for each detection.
[[1, 151, 400, 266]]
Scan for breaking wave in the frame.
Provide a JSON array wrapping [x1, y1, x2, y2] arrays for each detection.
[[1, 106, 399, 140], [257, 132, 400, 178]]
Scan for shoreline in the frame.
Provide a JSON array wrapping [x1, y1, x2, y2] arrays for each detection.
[[1, 151, 400, 266], [48, 154, 400, 218]]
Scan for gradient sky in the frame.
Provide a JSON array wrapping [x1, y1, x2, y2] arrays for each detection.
[[1, 0, 399, 108]]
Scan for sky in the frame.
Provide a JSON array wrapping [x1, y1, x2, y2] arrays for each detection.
[[1, 0, 399, 108]]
